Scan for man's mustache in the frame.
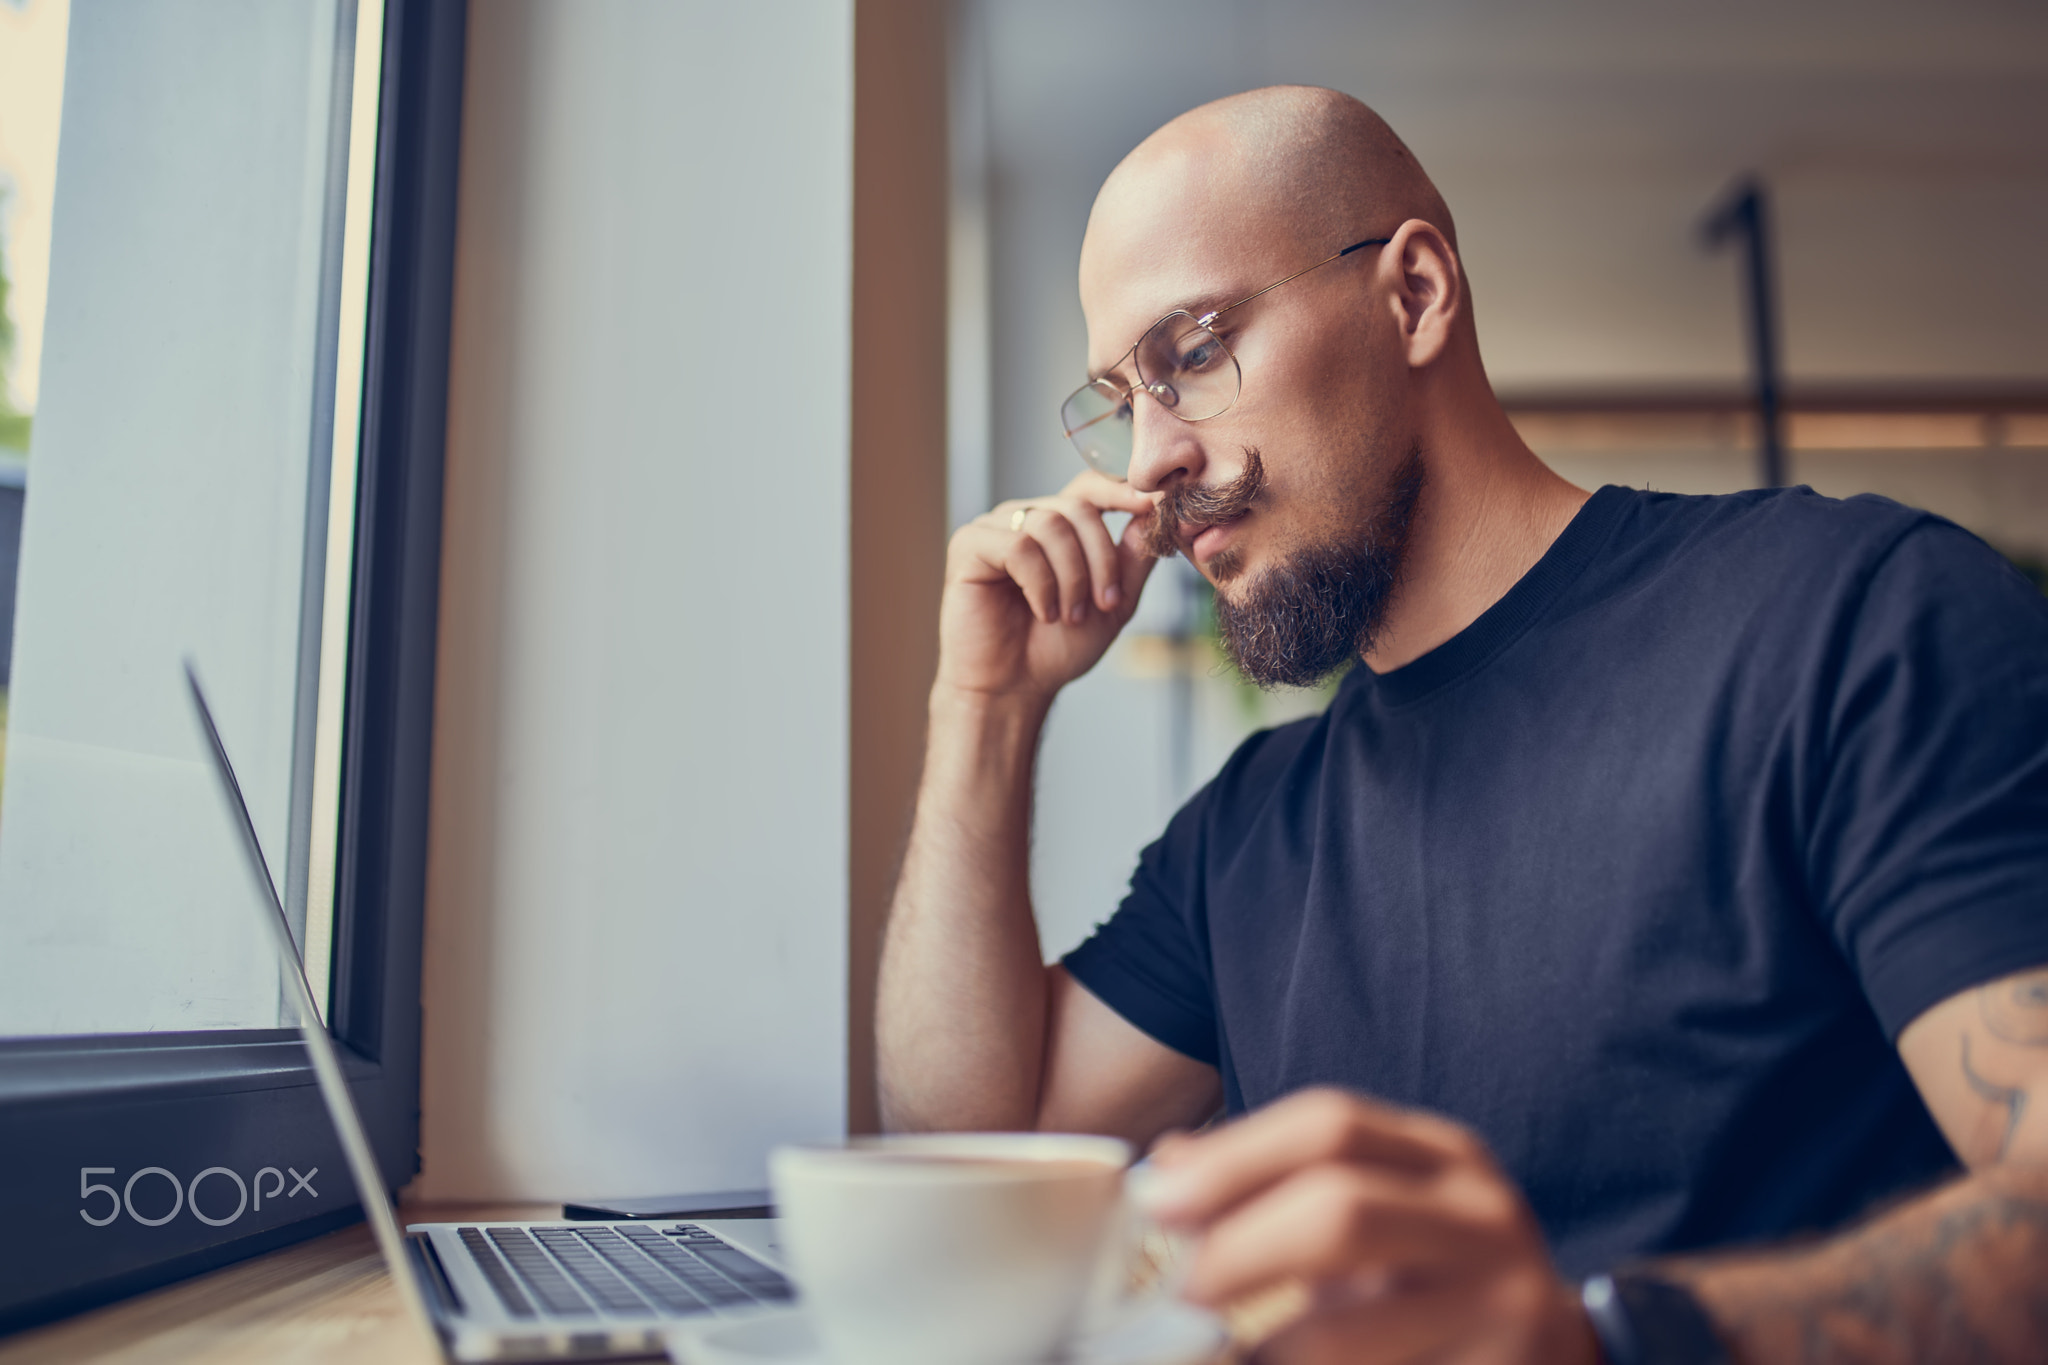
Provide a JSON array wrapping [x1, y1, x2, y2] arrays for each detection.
[[1141, 448, 1267, 559]]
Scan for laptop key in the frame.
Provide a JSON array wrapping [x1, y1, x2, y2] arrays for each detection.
[[485, 1227, 596, 1316], [685, 1243, 795, 1300], [653, 1225, 792, 1298], [532, 1227, 654, 1314], [457, 1227, 537, 1319], [619, 1227, 756, 1306], [576, 1228, 715, 1316], [629, 1253, 755, 1306]]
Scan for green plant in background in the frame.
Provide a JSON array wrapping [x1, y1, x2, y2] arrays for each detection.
[[0, 184, 31, 454]]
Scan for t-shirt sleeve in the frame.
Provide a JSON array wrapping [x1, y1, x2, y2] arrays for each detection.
[[1061, 789, 1221, 1067], [1812, 520, 2048, 1040]]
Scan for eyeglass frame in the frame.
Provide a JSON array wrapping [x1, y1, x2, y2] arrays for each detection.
[[1061, 233, 1394, 476]]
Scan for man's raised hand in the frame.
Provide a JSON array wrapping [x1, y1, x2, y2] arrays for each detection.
[[936, 471, 1161, 705]]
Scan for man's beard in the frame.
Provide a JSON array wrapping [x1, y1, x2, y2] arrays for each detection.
[[1145, 445, 1427, 690]]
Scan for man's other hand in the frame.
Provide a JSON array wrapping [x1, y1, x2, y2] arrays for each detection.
[[937, 472, 1160, 705], [1143, 1088, 1597, 1365]]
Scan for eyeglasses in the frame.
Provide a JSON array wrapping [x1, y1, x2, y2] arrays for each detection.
[[1060, 235, 1392, 481]]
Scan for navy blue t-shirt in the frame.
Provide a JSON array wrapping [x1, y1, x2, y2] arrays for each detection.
[[1063, 485, 2048, 1278]]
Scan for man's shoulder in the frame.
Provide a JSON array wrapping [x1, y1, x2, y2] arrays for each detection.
[[1595, 484, 2009, 608], [1618, 484, 1936, 560]]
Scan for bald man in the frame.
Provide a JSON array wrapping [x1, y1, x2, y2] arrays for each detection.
[[876, 87, 2048, 1363]]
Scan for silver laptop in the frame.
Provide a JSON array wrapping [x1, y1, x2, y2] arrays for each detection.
[[185, 663, 793, 1361]]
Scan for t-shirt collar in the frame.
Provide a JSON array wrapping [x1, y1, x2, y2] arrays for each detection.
[[1345, 483, 1635, 709]]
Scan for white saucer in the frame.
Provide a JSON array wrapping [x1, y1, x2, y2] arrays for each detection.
[[667, 1302, 1227, 1365]]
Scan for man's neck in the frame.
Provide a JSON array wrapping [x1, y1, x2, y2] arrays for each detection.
[[1361, 392, 1590, 675]]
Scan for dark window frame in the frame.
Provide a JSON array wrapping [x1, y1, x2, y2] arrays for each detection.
[[0, 0, 466, 1334]]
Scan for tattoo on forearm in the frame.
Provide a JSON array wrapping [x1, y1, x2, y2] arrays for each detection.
[[1672, 972, 2048, 1362], [1683, 1172, 2048, 1365], [1979, 970, 2048, 1045], [1961, 1033, 2027, 1161]]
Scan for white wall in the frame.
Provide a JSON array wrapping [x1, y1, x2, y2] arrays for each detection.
[[0, 0, 345, 1034], [951, 0, 2048, 960], [417, 0, 853, 1202]]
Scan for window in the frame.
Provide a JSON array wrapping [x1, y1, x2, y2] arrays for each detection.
[[0, 0, 464, 1330]]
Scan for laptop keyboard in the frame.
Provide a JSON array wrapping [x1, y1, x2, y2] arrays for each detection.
[[458, 1223, 793, 1321]]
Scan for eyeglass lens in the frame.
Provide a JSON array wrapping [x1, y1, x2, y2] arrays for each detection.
[[1060, 312, 1241, 480]]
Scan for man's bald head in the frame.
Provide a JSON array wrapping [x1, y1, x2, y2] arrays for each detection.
[[1074, 88, 1475, 686], [1119, 86, 1451, 251], [1080, 86, 1458, 344]]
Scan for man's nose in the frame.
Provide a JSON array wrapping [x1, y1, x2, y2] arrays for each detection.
[[1125, 393, 1208, 494]]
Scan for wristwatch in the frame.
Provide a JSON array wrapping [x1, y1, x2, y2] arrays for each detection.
[[1581, 1271, 1733, 1365]]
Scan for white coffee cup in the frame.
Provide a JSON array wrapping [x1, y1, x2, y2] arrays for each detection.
[[769, 1132, 1172, 1365]]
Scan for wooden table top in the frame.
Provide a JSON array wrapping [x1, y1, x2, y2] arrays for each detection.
[[0, 1205, 1288, 1364], [0, 1204, 548, 1365]]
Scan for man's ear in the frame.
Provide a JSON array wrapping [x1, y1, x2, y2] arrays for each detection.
[[1385, 219, 1462, 369]]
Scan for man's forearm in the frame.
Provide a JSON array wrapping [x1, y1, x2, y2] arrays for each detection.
[[875, 687, 1055, 1132], [1661, 1163, 2048, 1363]]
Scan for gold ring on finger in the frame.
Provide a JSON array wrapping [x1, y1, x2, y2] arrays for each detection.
[[1009, 507, 1032, 532]]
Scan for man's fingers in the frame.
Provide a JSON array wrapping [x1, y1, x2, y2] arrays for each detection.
[[1184, 1163, 1505, 1307], [1059, 469, 1159, 518], [985, 477, 1149, 534], [1117, 514, 1159, 608], [1145, 1088, 1476, 1226], [955, 490, 1158, 628], [996, 533, 1060, 624], [1020, 507, 1096, 624], [1051, 499, 1125, 612]]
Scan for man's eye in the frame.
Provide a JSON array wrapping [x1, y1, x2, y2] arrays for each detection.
[[1177, 337, 1224, 372]]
